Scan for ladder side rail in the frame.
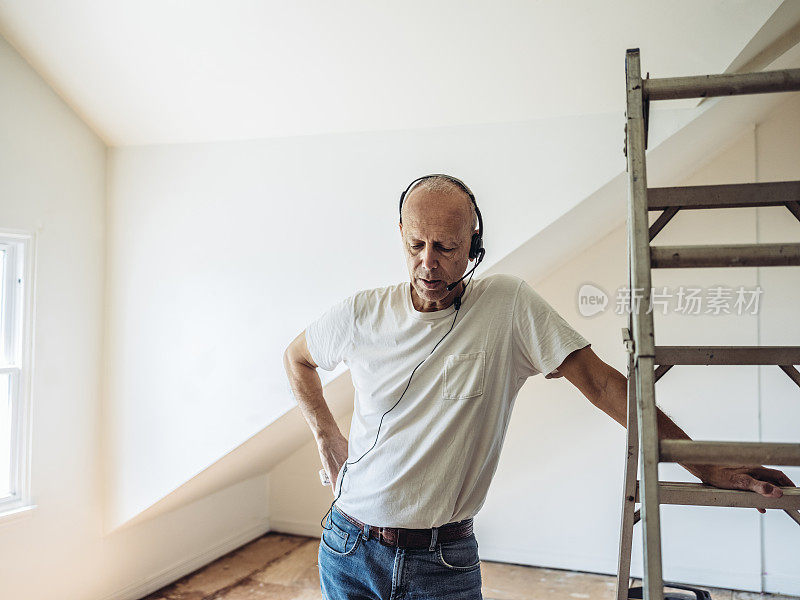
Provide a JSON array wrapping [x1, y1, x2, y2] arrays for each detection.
[[625, 47, 664, 600], [634, 357, 663, 600], [615, 327, 640, 600]]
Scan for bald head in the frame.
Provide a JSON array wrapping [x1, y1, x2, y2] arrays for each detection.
[[400, 176, 477, 240]]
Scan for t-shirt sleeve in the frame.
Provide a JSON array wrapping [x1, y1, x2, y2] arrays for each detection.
[[304, 294, 355, 371], [511, 279, 591, 380]]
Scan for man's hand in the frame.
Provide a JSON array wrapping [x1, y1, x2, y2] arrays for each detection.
[[318, 432, 349, 497], [693, 464, 796, 513], [284, 330, 351, 496]]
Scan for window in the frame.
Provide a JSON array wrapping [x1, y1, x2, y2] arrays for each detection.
[[0, 231, 35, 519]]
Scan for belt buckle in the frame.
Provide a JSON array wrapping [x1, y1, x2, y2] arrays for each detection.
[[378, 527, 394, 547], [378, 527, 403, 548]]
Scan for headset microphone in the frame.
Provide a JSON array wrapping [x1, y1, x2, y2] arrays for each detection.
[[446, 248, 486, 292], [449, 247, 485, 310]]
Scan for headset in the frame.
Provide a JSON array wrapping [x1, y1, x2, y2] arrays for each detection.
[[320, 174, 486, 532]]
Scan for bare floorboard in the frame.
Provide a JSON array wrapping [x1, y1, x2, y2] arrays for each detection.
[[140, 532, 798, 600]]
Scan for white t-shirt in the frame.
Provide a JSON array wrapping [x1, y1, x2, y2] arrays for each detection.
[[305, 273, 591, 528]]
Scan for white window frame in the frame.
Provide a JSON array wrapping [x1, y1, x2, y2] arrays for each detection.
[[0, 229, 37, 522]]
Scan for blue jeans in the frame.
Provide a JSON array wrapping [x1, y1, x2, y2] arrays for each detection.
[[318, 505, 483, 599]]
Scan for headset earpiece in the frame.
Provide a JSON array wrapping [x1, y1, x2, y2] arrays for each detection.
[[469, 232, 483, 260]]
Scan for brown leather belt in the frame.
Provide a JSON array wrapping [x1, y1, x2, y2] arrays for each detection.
[[334, 506, 473, 549]]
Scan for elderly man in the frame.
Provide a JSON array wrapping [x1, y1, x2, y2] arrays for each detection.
[[283, 174, 793, 600]]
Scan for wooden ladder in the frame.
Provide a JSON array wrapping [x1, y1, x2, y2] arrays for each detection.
[[616, 48, 800, 600]]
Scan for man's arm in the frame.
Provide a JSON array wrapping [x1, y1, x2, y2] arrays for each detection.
[[283, 330, 348, 495], [557, 346, 795, 510]]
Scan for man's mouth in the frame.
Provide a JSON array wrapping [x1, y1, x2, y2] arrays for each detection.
[[419, 278, 443, 289]]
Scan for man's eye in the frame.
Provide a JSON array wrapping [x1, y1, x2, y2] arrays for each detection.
[[409, 243, 453, 251]]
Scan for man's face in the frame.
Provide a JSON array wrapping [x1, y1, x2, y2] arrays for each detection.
[[399, 187, 475, 311]]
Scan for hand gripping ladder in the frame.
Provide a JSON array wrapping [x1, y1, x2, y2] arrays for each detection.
[[616, 48, 800, 600]]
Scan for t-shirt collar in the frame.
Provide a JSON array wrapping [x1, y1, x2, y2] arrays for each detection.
[[404, 279, 476, 321]]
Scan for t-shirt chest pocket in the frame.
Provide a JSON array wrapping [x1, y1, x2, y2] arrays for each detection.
[[443, 351, 486, 399]]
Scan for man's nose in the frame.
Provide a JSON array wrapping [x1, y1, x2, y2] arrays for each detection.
[[421, 245, 438, 270]]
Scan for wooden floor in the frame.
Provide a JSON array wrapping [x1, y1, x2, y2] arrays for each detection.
[[141, 532, 797, 600]]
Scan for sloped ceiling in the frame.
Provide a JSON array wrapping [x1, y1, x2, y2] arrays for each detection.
[[0, 0, 783, 145]]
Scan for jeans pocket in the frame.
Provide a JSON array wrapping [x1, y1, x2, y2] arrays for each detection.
[[436, 535, 481, 571], [321, 514, 362, 556]]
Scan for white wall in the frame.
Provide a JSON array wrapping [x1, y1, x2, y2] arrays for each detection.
[[0, 34, 270, 600], [269, 94, 800, 595]]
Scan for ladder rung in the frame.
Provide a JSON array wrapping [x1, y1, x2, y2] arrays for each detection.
[[654, 346, 800, 365], [648, 181, 800, 210], [660, 441, 800, 466], [634, 481, 800, 510], [643, 68, 800, 101], [651, 243, 800, 268]]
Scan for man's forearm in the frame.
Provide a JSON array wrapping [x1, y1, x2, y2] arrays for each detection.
[[595, 368, 707, 480], [283, 353, 342, 444]]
